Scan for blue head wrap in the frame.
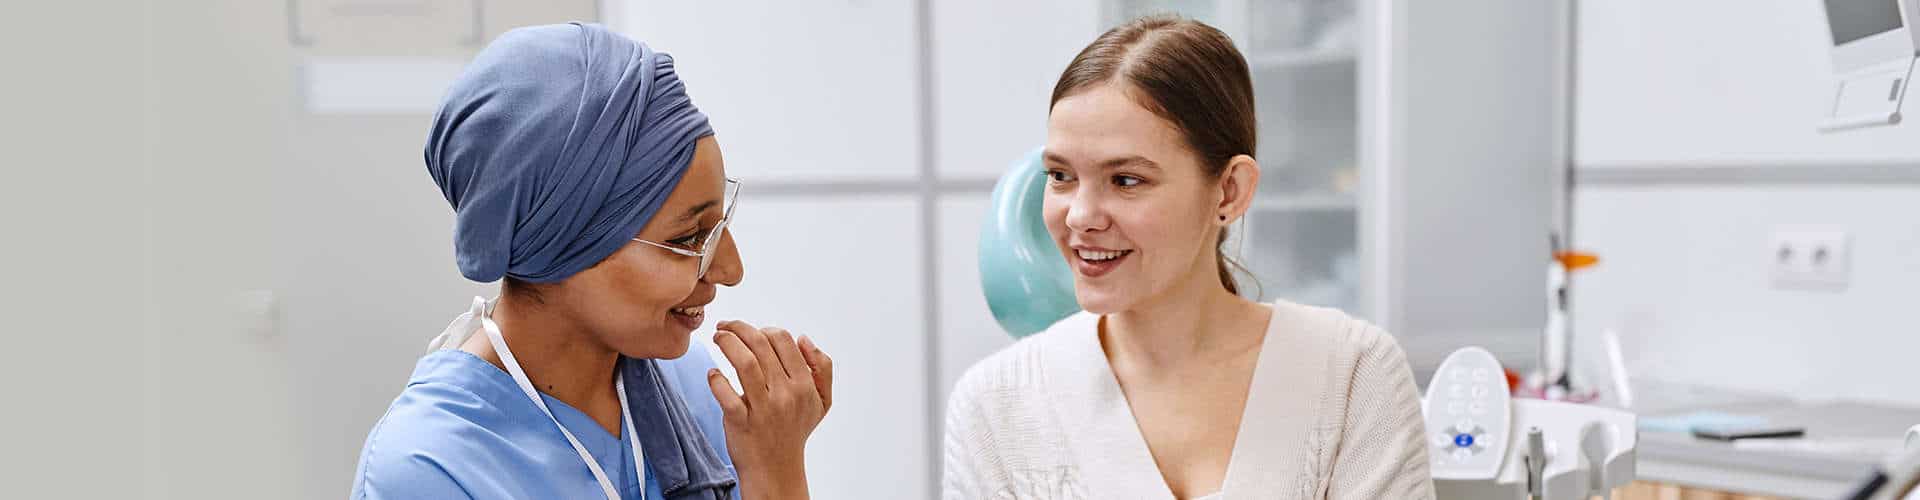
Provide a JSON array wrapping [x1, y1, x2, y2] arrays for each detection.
[[426, 23, 714, 283]]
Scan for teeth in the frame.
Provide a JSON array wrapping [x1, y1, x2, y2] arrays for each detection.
[[1076, 249, 1130, 261], [671, 306, 705, 316]]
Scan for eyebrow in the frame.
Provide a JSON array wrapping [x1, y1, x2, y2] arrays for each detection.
[[677, 200, 719, 223], [1042, 152, 1160, 170]]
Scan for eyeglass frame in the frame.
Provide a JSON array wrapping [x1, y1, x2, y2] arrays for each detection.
[[631, 177, 740, 279]]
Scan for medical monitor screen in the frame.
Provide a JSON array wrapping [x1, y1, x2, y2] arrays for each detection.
[[1827, 0, 1904, 46]]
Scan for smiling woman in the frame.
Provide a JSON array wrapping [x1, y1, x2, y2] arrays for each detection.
[[350, 23, 833, 500], [944, 14, 1435, 500]]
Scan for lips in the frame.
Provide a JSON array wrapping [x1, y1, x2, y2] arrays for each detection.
[[1070, 245, 1133, 278], [669, 287, 716, 330], [668, 305, 705, 316], [669, 305, 706, 330]]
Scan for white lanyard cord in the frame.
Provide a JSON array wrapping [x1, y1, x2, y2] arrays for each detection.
[[471, 298, 647, 500]]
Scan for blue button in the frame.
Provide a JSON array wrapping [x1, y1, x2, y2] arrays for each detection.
[[1453, 434, 1474, 448]]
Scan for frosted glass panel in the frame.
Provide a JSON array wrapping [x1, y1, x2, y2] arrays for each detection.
[[614, 2, 920, 182], [699, 196, 927, 500], [1237, 208, 1358, 310], [1248, 0, 1358, 53], [1109, 0, 1220, 26], [934, 0, 1101, 180], [934, 194, 1014, 416], [1255, 62, 1358, 197]]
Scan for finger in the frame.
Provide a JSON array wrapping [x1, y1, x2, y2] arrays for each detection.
[[799, 335, 833, 412], [712, 329, 768, 397], [705, 368, 747, 424], [728, 320, 788, 383], [762, 326, 814, 384]]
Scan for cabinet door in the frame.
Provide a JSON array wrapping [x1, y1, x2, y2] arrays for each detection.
[[1376, 0, 1559, 368]]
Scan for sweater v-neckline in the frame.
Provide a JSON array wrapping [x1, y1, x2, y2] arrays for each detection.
[[1053, 300, 1334, 499]]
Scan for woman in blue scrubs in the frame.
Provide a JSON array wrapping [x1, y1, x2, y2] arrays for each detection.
[[351, 23, 832, 500]]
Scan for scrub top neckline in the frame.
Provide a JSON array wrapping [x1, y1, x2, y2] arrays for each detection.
[[418, 349, 630, 443]]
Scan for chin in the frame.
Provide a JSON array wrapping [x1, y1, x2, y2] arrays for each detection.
[[1073, 286, 1135, 315], [615, 330, 693, 360]]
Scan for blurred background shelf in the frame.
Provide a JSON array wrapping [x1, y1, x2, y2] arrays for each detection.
[[1248, 48, 1355, 70], [1252, 193, 1356, 212]]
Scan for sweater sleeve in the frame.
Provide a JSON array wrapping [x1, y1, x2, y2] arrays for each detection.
[[1323, 323, 1437, 500]]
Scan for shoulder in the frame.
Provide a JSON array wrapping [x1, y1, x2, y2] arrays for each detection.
[[948, 311, 1097, 411], [353, 379, 501, 499], [1266, 300, 1420, 425], [943, 311, 1109, 446], [942, 313, 1096, 489], [1271, 300, 1409, 370], [1271, 301, 1422, 426]]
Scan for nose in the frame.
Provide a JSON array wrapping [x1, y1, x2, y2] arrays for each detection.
[[703, 227, 744, 287], [1062, 184, 1110, 234]]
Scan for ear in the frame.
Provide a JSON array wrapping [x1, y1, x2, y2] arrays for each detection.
[[1215, 154, 1260, 225]]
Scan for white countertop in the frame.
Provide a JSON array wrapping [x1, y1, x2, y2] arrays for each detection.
[[1627, 381, 1920, 499]]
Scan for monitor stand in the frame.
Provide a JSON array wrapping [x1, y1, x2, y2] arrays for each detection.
[[1819, 56, 1915, 132]]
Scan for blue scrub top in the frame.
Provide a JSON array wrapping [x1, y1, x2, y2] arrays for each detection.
[[351, 349, 737, 500]]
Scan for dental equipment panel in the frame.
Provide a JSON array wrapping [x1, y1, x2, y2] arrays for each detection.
[[1424, 347, 1638, 499]]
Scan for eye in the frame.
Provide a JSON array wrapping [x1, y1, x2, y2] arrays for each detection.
[[1046, 169, 1076, 183], [1112, 175, 1144, 187], [666, 230, 702, 249]]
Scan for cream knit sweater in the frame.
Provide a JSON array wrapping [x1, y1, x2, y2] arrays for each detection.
[[942, 300, 1436, 499]]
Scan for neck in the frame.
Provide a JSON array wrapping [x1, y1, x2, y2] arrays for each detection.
[[1103, 267, 1266, 371], [462, 293, 622, 432]]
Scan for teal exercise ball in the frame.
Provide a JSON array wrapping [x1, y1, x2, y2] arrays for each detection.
[[978, 148, 1081, 338]]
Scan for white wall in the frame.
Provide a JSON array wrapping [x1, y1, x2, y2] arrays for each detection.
[[143, 1, 303, 497], [2, 2, 147, 497], [1576, 0, 1920, 166], [4, 1, 321, 497], [1572, 186, 1920, 406], [1572, 0, 1920, 407]]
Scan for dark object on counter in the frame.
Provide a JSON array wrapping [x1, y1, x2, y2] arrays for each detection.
[[1691, 423, 1807, 441]]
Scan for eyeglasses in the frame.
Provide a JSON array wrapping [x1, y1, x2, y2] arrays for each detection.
[[632, 177, 740, 279]]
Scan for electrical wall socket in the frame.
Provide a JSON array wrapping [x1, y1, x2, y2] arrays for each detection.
[[1769, 227, 1851, 290]]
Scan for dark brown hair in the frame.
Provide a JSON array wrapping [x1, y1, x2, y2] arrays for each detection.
[[1049, 14, 1258, 295]]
